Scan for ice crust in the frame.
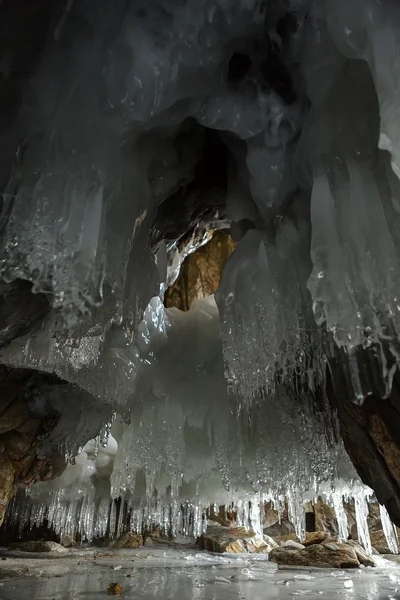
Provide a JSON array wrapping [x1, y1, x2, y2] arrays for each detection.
[[1, 0, 400, 550]]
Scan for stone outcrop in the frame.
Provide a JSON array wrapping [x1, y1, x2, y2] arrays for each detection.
[[326, 358, 400, 527], [197, 525, 278, 554], [0, 367, 67, 527], [269, 541, 369, 569], [165, 230, 235, 311], [109, 532, 143, 549], [8, 540, 68, 554]]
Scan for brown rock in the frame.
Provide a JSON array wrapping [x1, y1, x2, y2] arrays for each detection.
[[314, 499, 338, 536], [273, 533, 301, 545], [264, 501, 280, 529], [0, 460, 15, 527], [165, 230, 236, 311], [369, 414, 400, 486], [302, 531, 328, 546], [269, 542, 360, 569], [107, 583, 123, 595], [370, 530, 392, 554], [346, 540, 376, 566], [9, 541, 68, 553], [109, 531, 143, 549], [198, 526, 276, 554], [264, 518, 295, 538]]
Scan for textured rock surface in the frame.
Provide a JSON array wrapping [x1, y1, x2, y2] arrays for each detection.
[[314, 500, 339, 536], [165, 230, 235, 311], [346, 540, 376, 567], [369, 530, 393, 555], [269, 542, 362, 569], [0, 367, 68, 526], [198, 526, 278, 554], [9, 541, 68, 554], [326, 365, 400, 527], [109, 532, 143, 550], [303, 531, 329, 546]]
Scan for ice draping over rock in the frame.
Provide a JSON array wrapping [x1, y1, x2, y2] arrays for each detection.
[[2, 0, 400, 550], [4, 297, 384, 550]]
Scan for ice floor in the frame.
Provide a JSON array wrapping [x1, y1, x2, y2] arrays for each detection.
[[0, 548, 400, 599]]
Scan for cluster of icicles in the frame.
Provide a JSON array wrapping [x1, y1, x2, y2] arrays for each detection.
[[2, 297, 399, 554], [6, 482, 399, 557]]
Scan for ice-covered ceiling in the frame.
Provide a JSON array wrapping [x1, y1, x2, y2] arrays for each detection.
[[2, 0, 400, 541]]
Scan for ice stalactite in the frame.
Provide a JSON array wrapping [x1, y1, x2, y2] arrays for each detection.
[[380, 503, 399, 555], [354, 491, 373, 555], [296, 7, 400, 399], [4, 296, 374, 545], [331, 493, 349, 543], [216, 200, 324, 404]]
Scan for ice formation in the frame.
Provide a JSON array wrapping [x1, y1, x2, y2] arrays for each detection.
[[4, 297, 394, 555], [1, 0, 400, 555]]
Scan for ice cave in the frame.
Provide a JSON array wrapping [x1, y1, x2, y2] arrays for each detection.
[[2, 0, 400, 598]]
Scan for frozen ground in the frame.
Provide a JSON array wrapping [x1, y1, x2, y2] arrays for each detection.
[[0, 547, 399, 599]]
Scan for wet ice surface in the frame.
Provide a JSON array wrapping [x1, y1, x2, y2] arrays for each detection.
[[0, 548, 400, 599]]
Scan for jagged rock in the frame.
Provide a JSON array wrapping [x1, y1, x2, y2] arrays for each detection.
[[109, 532, 143, 549], [9, 541, 68, 553], [144, 537, 154, 547], [263, 501, 280, 529], [281, 540, 305, 550], [369, 530, 392, 554], [269, 542, 361, 569], [198, 526, 277, 554], [0, 460, 14, 527], [303, 531, 329, 546], [314, 499, 339, 536], [264, 519, 295, 538], [273, 533, 301, 545], [346, 540, 376, 566], [60, 534, 75, 548], [165, 230, 236, 311]]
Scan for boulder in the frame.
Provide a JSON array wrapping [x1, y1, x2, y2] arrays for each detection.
[[198, 526, 278, 554], [269, 542, 361, 569], [9, 541, 68, 554], [273, 533, 301, 545], [281, 540, 305, 550], [109, 532, 143, 549], [346, 540, 376, 567]]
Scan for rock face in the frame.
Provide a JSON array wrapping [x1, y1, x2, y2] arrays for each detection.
[[369, 530, 394, 555], [326, 361, 400, 527], [269, 542, 365, 569], [0, 367, 66, 526], [198, 526, 278, 554], [165, 230, 235, 311]]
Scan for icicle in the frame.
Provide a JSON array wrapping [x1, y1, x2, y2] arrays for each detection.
[[354, 492, 372, 555], [288, 488, 306, 543], [380, 503, 398, 555], [332, 493, 349, 542]]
